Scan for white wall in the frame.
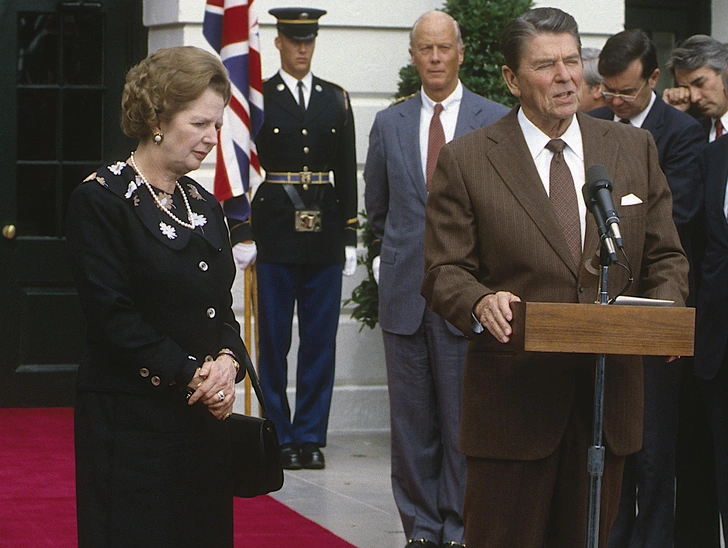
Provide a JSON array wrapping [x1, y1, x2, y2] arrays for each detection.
[[543, 0, 624, 49], [142, 0, 624, 431], [713, 0, 728, 43]]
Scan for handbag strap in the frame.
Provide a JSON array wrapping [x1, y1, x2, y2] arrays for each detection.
[[240, 349, 270, 418]]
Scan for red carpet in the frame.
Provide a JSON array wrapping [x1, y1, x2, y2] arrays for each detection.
[[0, 408, 356, 548]]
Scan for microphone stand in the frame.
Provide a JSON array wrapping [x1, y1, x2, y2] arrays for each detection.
[[586, 236, 612, 548]]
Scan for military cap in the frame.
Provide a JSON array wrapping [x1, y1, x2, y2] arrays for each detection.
[[269, 7, 326, 40]]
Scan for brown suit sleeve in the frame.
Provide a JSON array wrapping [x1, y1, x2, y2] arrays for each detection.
[[421, 139, 492, 337]]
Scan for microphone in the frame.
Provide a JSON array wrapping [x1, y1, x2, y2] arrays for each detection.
[[582, 179, 618, 264], [584, 164, 623, 249]]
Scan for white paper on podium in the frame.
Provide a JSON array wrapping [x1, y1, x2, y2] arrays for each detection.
[[613, 296, 675, 307]]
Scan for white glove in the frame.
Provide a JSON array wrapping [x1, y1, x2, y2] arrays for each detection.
[[372, 255, 380, 285], [343, 246, 357, 277], [232, 242, 257, 270]]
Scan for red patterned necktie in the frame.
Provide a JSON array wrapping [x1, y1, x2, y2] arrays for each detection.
[[546, 139, 582, 267], [716, 119, 724, 139], [426, 103, 445, 191]]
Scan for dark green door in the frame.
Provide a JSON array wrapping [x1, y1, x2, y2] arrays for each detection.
[[0, 0, 146, 407]]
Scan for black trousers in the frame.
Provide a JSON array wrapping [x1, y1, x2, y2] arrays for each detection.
[[675, 358, 721, 548], [608, 357, 681, 548], [700, 355, 728, 548]]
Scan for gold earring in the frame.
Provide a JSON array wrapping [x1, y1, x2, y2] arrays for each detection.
[[153, 132, 163, 145]]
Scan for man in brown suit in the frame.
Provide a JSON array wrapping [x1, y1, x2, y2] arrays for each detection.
[[421, 7, 689, 548]]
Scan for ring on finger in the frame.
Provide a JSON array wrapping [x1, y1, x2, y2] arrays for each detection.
[[217, 390, 225, 402]]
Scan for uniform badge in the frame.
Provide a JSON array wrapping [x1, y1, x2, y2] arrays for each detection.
[[315, 84, 323, 92], [277, 83, 285, 91]]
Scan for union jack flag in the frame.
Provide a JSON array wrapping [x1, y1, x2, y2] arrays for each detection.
[[203, 0, 264, 223]]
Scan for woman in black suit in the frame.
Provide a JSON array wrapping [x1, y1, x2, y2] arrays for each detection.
[[66, 46, 247, 548]]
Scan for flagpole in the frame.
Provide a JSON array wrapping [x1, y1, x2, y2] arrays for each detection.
[[243, 266, 253, 415]]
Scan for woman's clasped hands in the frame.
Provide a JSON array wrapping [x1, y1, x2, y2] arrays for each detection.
[[187, 355, 237, 420]]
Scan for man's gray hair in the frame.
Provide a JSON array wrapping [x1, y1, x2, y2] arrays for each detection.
[[409, 10, 463, 49], [581, 47, 602, 87], [667, 34, 728, 79]]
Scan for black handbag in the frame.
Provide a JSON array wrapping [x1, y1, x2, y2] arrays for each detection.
[[227, 351, 284, 498]]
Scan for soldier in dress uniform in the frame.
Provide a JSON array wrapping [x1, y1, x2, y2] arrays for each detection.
[[249, 7, 358, 470]]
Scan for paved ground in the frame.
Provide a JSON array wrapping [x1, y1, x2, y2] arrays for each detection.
[[270, 431, 405, 548]]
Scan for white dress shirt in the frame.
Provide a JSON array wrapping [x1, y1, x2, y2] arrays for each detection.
[[613, 91, 656, 128], [278, 69, 312, 109]]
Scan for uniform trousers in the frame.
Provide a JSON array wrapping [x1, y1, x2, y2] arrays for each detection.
[[463, 368, 625, 548], [608, 356, 682, 548], [256, 262, 342, 447], [382, 306, 468, 544]]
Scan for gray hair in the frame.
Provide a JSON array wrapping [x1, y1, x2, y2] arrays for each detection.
[[501, 7, 581, 73], [667, 34, 728, 78], [581, 47, 602, 87], [409, 10, 463, 49]]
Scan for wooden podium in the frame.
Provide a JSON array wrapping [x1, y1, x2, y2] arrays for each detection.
[[472, 301, 695, 357], [472, 300, 695, 548]]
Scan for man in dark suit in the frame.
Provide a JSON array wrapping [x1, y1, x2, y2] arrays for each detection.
[[421, 7, 689, 547], [657, 33, 728, 548], [695, 134, 728, 548], [588, 29, 705, 548], [663, 35, 728, 143], [364, 10, 508, 548], [249, 7, 358, 470]]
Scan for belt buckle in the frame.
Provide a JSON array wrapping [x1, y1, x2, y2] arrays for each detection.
[[295, 210, 322, 232], [299, 171, 312, 185]]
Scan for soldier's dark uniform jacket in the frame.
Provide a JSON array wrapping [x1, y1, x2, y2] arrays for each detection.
[[252, 71, 357, 265]]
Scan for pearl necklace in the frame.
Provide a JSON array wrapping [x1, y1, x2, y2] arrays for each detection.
[[129, 152, 198, 230]]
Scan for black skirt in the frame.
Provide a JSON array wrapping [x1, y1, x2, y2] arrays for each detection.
[[75, 391, 233, 548]]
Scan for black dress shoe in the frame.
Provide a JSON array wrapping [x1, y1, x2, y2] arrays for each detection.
[[441, 543, 466, 548], [299, 443, 325, 469], [280, 445, 302, 470], [406, 540, 438, 548]]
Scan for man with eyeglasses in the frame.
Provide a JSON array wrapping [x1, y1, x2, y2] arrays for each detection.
[[588, 28, 705, 548]]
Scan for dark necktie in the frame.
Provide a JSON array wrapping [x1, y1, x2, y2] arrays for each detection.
[[297, 80, 306, 113], [546, 139, 582, 267], [426, 103, 445, 191], [715, 118, 724, 139], [619, 118, 631, 124]]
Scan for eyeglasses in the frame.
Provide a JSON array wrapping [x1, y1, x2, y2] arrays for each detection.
[[599, 79, 647, 103]]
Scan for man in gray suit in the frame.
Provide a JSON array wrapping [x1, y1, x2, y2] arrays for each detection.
[[364, 10, 508, 548]]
